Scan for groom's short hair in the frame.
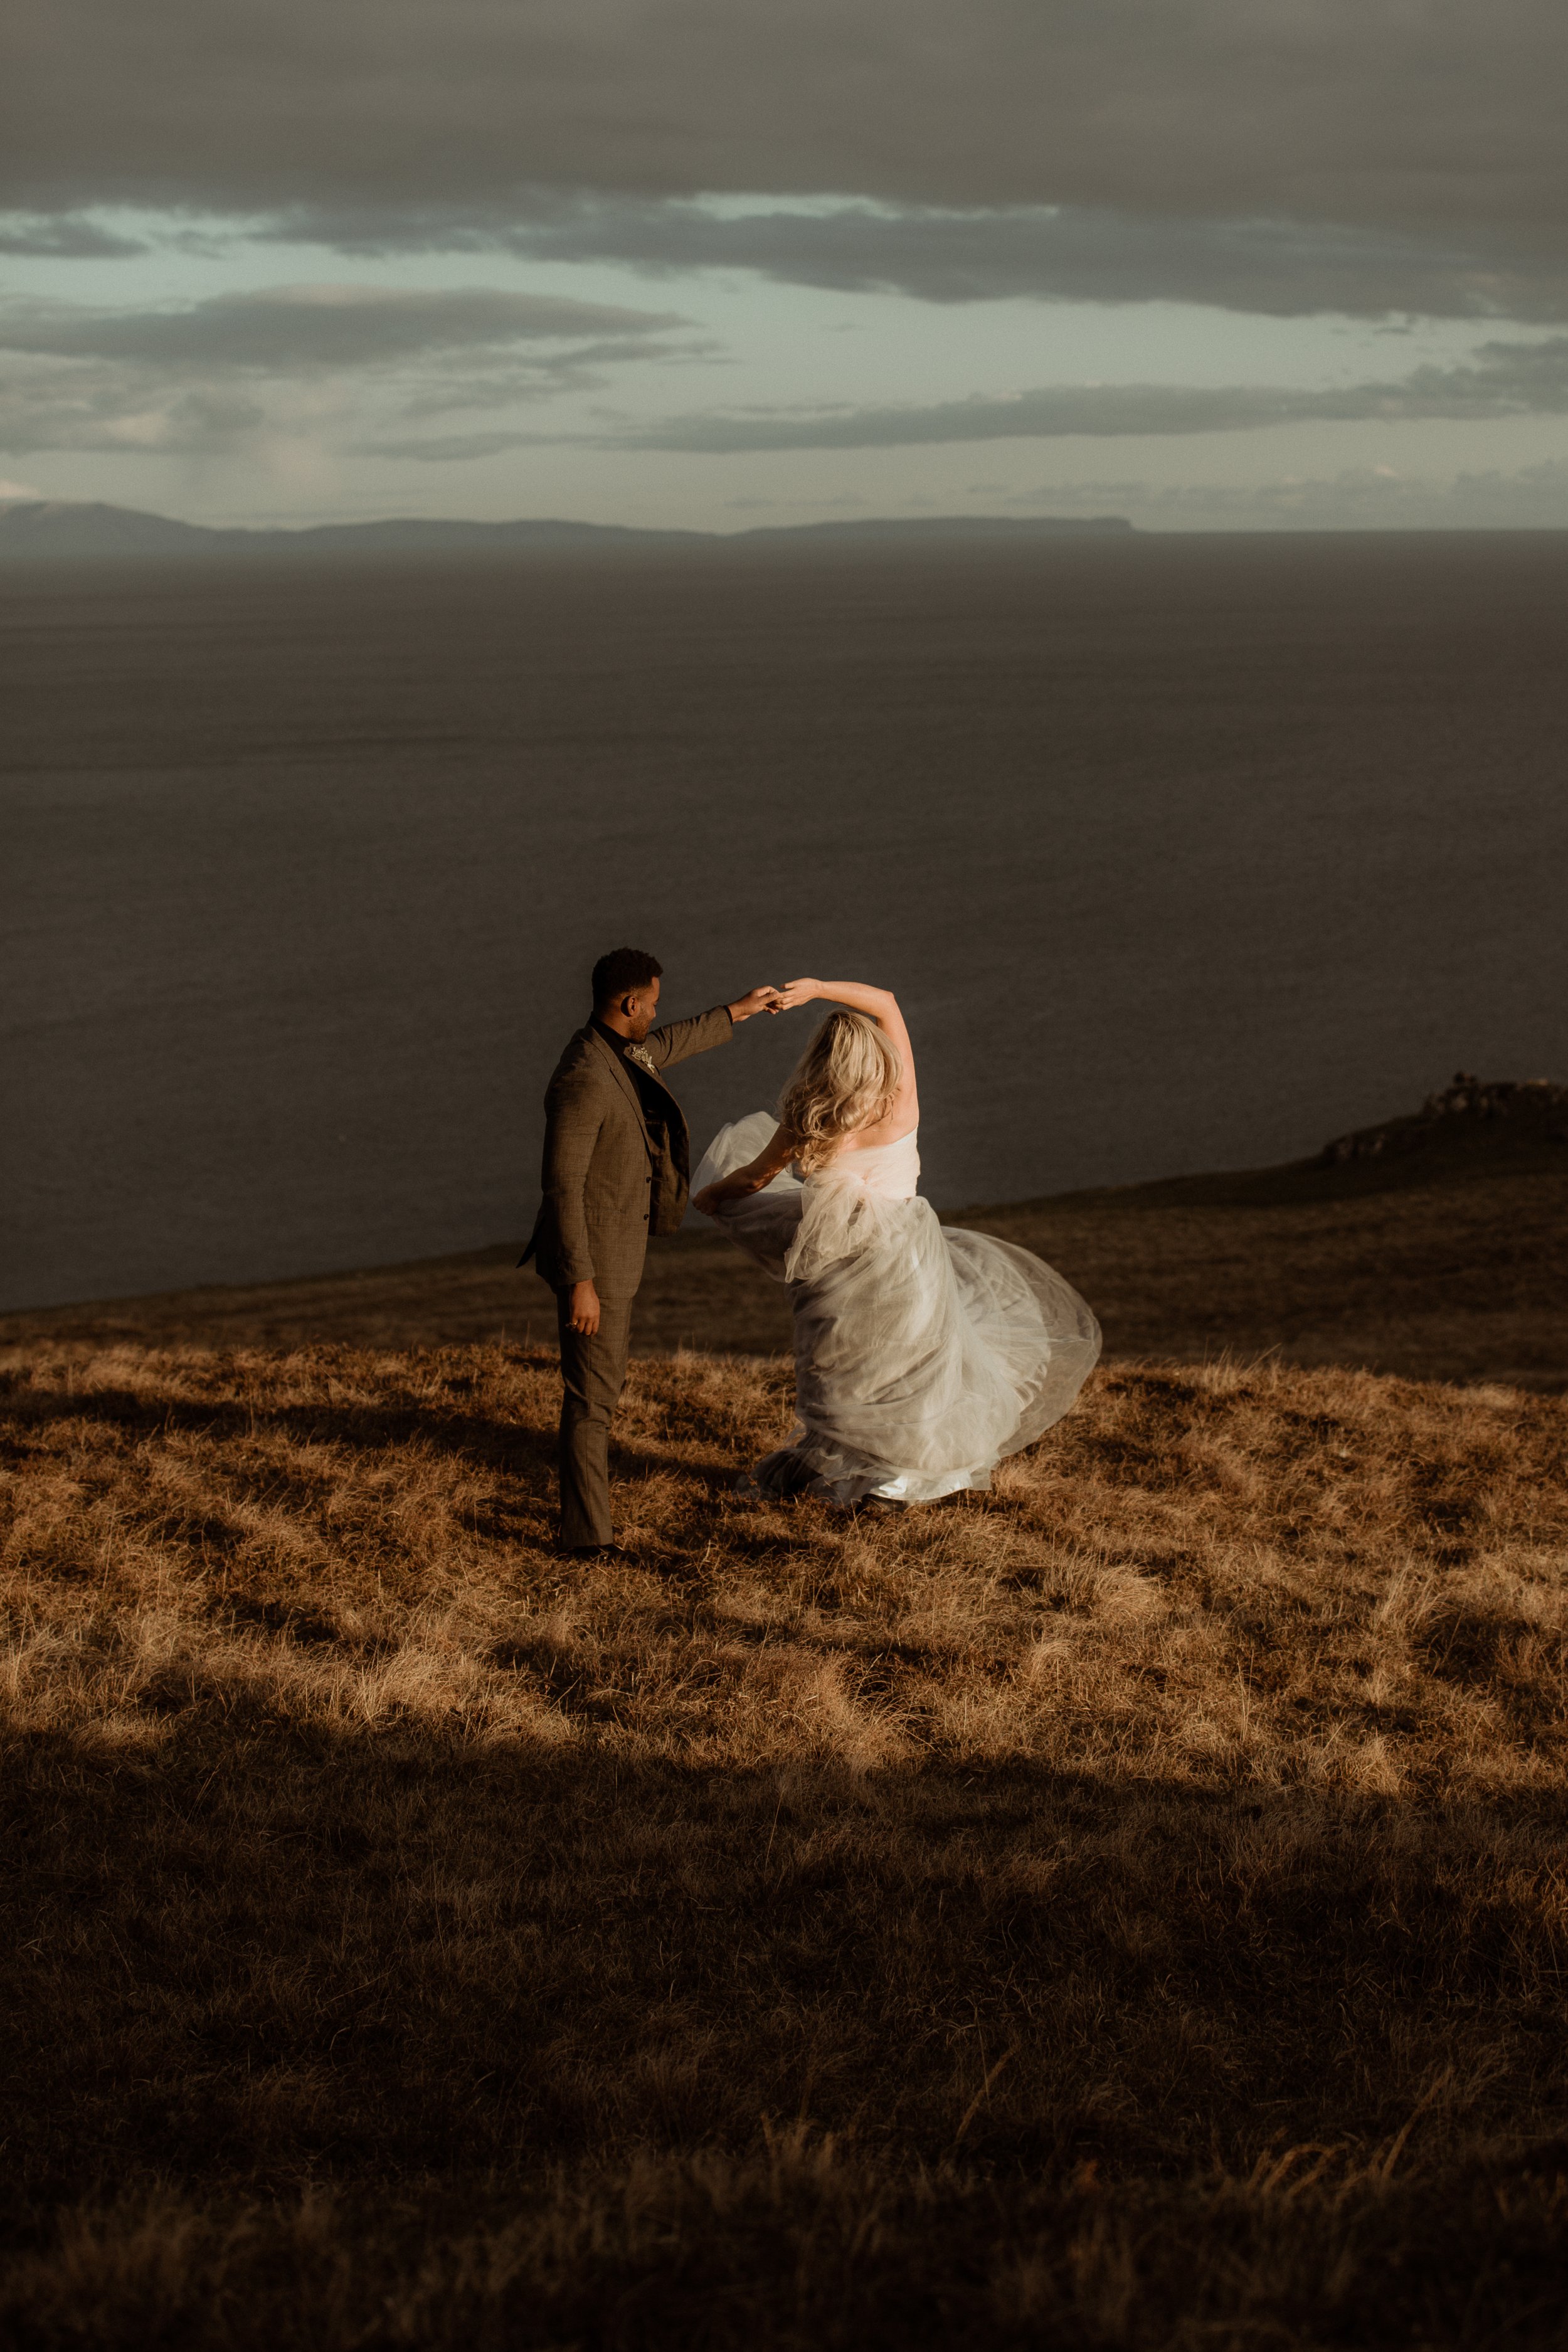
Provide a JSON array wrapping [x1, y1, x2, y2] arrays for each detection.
[[592, 946, 663, 1009]]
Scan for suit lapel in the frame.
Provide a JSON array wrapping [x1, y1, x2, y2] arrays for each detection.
[[586, 1025, 658, 1155], [624, 1039, 680, 1106]]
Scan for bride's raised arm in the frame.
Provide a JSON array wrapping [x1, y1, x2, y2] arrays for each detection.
[[775, 978, 918, 1130], [692, 1121, 797, 1214]]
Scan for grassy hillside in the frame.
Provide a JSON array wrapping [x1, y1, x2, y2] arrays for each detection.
[[3, 1335, 1567, 2346], [9, 1081, 1565, 1390]]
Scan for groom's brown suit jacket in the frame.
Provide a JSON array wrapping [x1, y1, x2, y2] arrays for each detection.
[[521, 1007, 734, 1296]]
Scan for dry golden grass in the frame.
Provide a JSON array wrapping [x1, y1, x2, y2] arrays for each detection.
[[4, 1338, 1567, 2346], [11, 1158, 1563, 1396]]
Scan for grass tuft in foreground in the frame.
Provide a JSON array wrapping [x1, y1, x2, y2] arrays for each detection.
[[3, 1342, 1566, 2345]]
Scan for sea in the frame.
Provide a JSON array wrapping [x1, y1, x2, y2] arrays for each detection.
[[4, 529, 1566, 1313]]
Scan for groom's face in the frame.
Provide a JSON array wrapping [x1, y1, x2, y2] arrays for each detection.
[[624, 977, 660, 1041]]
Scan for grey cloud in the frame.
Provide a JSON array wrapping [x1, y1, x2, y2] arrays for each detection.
[[283, 196, 1568, 325], [389, 337, 712, 423], [0, 285, 696, 457], [0, 367, 270, 457], [599, 335, 1568, 452], [0, 285, 688, 371], [6, 1, 1568, 263], [361, 430, 551, 463], [0, 211, 143, 257]]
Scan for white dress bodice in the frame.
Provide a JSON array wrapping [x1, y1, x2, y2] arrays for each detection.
[[815, 1126, 920, 1200]]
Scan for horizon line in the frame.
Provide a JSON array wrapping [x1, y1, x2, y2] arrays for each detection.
[[6, 495, 1568, 548]]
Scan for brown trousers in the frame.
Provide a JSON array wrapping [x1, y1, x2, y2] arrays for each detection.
[[555, 1290, 635, 1549]]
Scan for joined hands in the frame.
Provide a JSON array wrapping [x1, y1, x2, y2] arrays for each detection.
[[696, 979, 820, 1213], [727, 979, 823, 1020], [773, 978, 820, 1011], [728, 985, 785, 1022]]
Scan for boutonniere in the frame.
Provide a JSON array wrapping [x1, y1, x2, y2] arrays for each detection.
[[627, 1044, 657, 1076]]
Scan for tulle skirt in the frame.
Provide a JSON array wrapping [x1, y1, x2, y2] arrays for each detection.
[[692, 1112, 1101, 1505]]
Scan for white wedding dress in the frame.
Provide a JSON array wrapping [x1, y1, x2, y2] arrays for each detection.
[[691, 1111, 1101, 1505]]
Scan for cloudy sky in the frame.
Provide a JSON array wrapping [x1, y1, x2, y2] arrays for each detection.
[[4, 0, 1567, 531]]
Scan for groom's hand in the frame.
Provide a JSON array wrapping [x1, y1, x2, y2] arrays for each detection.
[[727, 985, 783, 1022], [567, 1279, 601, 1337]]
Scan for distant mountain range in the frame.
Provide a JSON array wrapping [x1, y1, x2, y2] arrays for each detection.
[[0, 498, 1134, 564]]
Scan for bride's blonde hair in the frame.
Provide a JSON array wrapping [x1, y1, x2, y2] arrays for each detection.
[[778, 1009, 902, 1173]]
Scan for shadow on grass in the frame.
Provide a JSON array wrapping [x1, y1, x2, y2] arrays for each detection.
[[0, 1376, 770, 1496], [2, 1375, 548, 1468], [7, 1720, 1567, 2183], [6, 1719, 1567, 2343], [5, 2135, 1567, 2351]]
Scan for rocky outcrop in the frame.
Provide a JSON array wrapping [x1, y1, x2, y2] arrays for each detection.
[[1322, 1073, 1568, 1164]]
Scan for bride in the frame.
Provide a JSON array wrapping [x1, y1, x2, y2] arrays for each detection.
[[691, 978, 1101, 1505]]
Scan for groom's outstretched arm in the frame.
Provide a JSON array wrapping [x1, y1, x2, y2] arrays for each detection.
[[644, 986, 779, 1070]]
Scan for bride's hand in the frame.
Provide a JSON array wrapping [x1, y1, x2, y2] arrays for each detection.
[[692, 1183, 724, 1215], [776, 977, 820, 1011]]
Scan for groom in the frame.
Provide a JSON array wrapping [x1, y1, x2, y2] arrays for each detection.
[[521, 948, 781, 1554]]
